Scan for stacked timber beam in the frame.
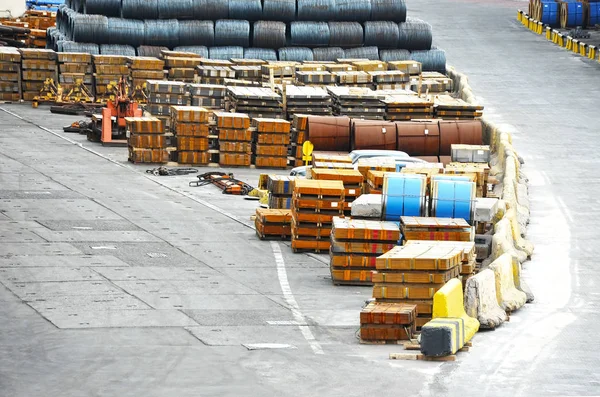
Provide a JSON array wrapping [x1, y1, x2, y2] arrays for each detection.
[[126, 117, 168, 164], [170, 106, 211, 165], [20, 48, 57, 101], [252, 118, 290, 169], [255, 208, 292, 240], [214, 111, 252, 167], [0, 48, 22, 102]]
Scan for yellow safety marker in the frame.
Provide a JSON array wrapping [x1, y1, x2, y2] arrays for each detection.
[[537, 22, 543, 35], [558, 33, 564, 47], [589, 45, 597, 60], [302, 140, 314, 163], [517, 9, 522, 22], [572, 39, 580, 54], [545, 26, 552, 40], [565, 36, 573, 50], [580, 43, 587, 57]]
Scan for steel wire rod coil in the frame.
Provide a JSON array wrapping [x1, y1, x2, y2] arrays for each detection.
[[144, 19, 179, 48], [253, 21, 286, 49], [174, 45, 209, 57], [371, 0, 406, 22], [229, 0, 263, 21], [379, 48, 410, 61], [262, 0, 296, 22], [364, 21, 399, 49], [72, 14, 109, 44], [107, 18, 145, 46], [244, 47, 277, 60], [278, 47, 314, 61], [193, 0, 229, 20], [60, 41, 100, 54], [335, 0, 371, 22], [328, 22, 363, 48], [179, 20, 214, 46], [344, 46, 379, 60], [83, 0, 121, 17], [313, 46, 344, 61], [290, 21, 329, 47], [410, 47, 446, 73], [100, 44, 136, 56], [157, 0, 193, 19], [137, 45, 169, 57], [209, 46, 244, 59], [215, 19, 250, 47], [121, 0, 158, 20], [297, 0, 335, 21], [398, 17, 432, 50]]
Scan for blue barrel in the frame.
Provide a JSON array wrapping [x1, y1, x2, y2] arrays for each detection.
[[541, 2, 560, 27], [590, 3, 600, 25], [382, 174, 427, 221], [430, 180, 475, 222]]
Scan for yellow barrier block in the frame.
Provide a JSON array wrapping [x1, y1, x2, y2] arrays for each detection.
[[420, 318, 465, 356], [545, 27, 551, 40], [589, 46, 597, 60], [489, 254, 527, 312], [537, 22, 543, 35], [432, 279, 479, 342], [566, 36, 573, 50], [580, 44, 587, 57], [572, 40, 579, 54], [517, 10, 522, 22], [558, 34, 564, 47], [552, 30, 558, 44]]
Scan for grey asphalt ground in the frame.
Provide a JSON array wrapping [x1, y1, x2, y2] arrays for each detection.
[[2, 0, 600, 396]]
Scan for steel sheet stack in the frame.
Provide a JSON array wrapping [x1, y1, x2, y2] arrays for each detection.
[[295, 71, 335, 87], [360, 301, 417, 342], [145, 80, 190, 127], [444, 162, 489, 198], [255, 208, 292, 240], [434, 94, 484, 120], [291, 179, 345, 253], [170, 106, 211, 165], [358, 158, 396, 182], [383, 94, 434, 121], [369, 70, 410, 90], [126, 116, 168, 164], [214, 111, 252, 167], [93, 55, 130, 101], [267, 175, 295, 209], [388, 60, 422, 76], [366, 170, 395, 194], [374, 243, 463, 328], [279, 85, 332, 119], [230, 64, 263, 84], [252, 118, 290, 169], [400, 216, 474, 242], [20, 49, 57, 101], [161, 50, 201, 83], [57, 52, 93, 95], [330, 217, 400, 285], [327, 86, 386, 120], [289, 114, 309, 166], [188, 83, 227, 109], [227, 86, 284, 119], [416, 71, 453, 93], [129, 57, 165, 92], [262, 63, 296, 85], [0, 48, 22, 102], [333, 70, 372, 86], [311, 168, 364, 214], [196, 64, 236, 85]]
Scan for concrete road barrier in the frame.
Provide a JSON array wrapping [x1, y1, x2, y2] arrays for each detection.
[[490, 217, 527, 264], [432, 279, 479, 341], [420, 318, 466, 357], [489, 253, 527, 312], [511, 255, 535, 303], [506, 208, 534, 258], [464, 269, 507, 329]]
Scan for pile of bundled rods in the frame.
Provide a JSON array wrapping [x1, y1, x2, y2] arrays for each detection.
[[50, 0, 445, 71], [0, 25, 31, 48]]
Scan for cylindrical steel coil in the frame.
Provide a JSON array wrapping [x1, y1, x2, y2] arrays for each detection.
[[344, 46, 379, 60], [174, 45, 209, 57], [122, 0, 158, 20], [244, 47, 277, 60], [335, 0, 371, 22], [297, 0, 335, 21], [178, 20, 214, 46], [100, 44, 136, 56], [371, 0, 407, 22], [398, 17, 432, 50], [438, 120, 483, 156], [157, 0, 194, 19], [137, 45, 169, 57], [430, 180, 475, 221], [215, 20, 250, 47], [382, 174, 427, 220], [72, 14, 109, 44], [312, 46, 344, 61], [253, 21, 286, 49], [278, 47, 314, 61], [307, 115, 351, 152], [262, 0, 296, 22], [229, 0, 262, 21], [144, 19, 179, 48], [352, 120, 397, 150], [60, 41, 100, 54], [379, 49, 410, 62], [410, 48, 446, 73], [364, 21, 399, 49], [328, 22, 363, 48], [290, 21, 329, 47], [209, 46, 244, 59], [83, 0, 121, 17], [107, 18, 145, 46], [193, 0, 229, 20]]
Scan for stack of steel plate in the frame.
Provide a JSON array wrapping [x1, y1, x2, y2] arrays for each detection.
[[277, 85, 332, 118], [0, 48, 21, 102], [188, 83, 227, 109], [126, 117, 168, 164], [413, 72, 453, 94], [327, 86, 386, 120], [255, 208, 292, 240], [252, 118, 290, 169], [161, 50, 202, 83], [434, 95, 484, 120], [145, 80, 189, 128], [288, 114, 309, 167], [170, 106, 211, 165], [93, 55, 130, 101], [128, 56, 165, 95], [196, 65, 236, 85], [57, 52, 93, 97], [400, 216, 474, 242], [295, 71, 336, 86], [383, 94, 434, 121], [20, 49, 57, 101], [214, 111, 252, 167], [443, 162, 489, 198], [311, 168, 364, 214], [267, 175, 295, 209], [360, 302, 417, 342], [227, 86, 283, 119]]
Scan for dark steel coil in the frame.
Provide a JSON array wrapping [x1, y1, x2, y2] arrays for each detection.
[[335, 0, 371, 22], [179, 20, 214, 46], [69, 0, 84, 12], [209, 46, 244, 59], [157, 0, 194, 19], [278, 47, 313, 62], [344, 46, 379, 60], [137, 45, 169, 57], [371, 0, 407, 22], [122, 0, 159, 19], [174, 45, 209, 57], [328, 22, 363, 48], [398, 17, 433, 50], [290, 21, 329, 47], [83, 0, 121, 17], [307, 115, 351, 152], [192, 0, 229, 20], [215, 19, 250, 47], [297, 0, 335, 21], [410, 48, 446, 73], [352, 120, 397, 150], [364, 21, 398, 49], [229, 0, 262, 21], [252, 21, 286, 49], [379, 49, 410, 62], [60, 41, 100, 54], [244, 47, 277, 60], [144, 19, 179, 48], [312, 46, 344, 61], [262, 0, 295, 22], [100, 44, 136, 56], [107, 18, 145, 46], [72, 14, 109, 44]]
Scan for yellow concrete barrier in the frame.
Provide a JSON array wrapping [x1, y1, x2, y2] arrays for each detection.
[[572, 39, 580, 54], [545, 27, 551, 40], [580, 43, 587, 57], [517, 9, 522, 22], [420, 318, 465, 356], [489, 253, 527, 312], [589, 45, 597, 60], [566, 36, 573, 50], [464, 269, 508, 329], [490, 217, 528, 264], [537, 22, 543, 35], [506, 208, 534, 257], [432, 279, 479, 342]]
